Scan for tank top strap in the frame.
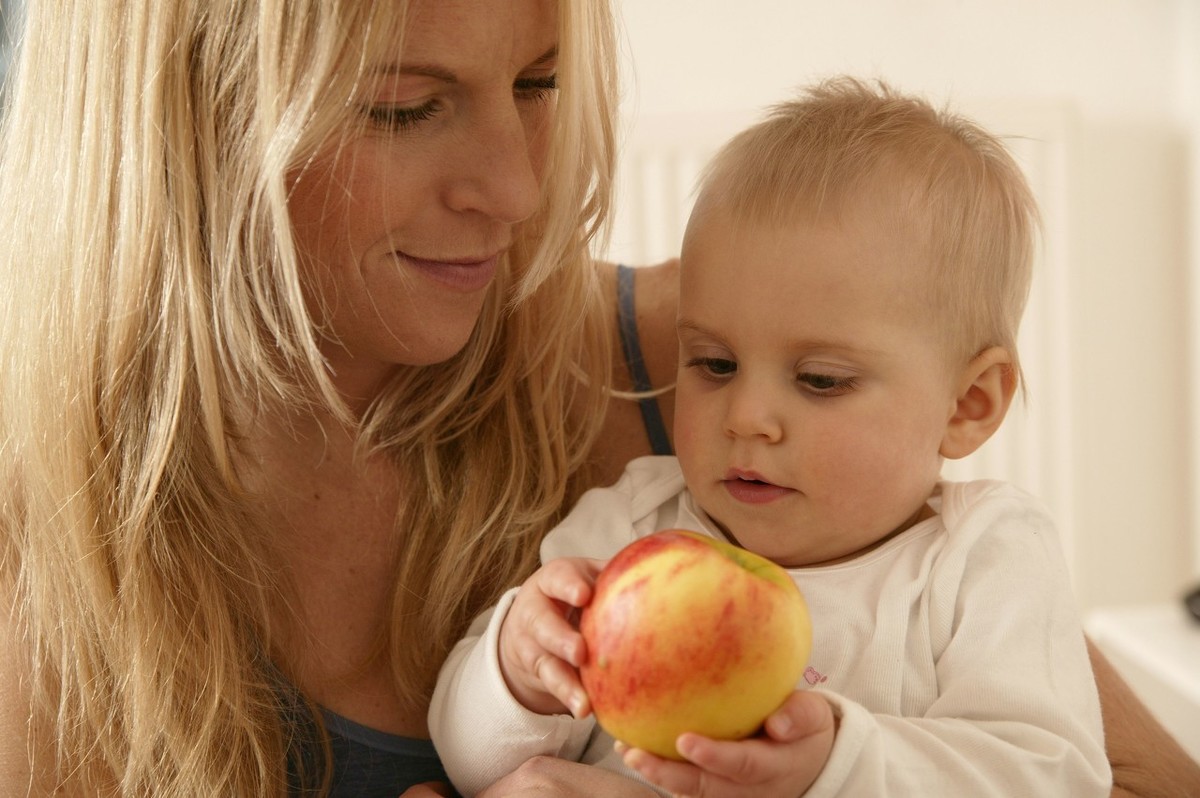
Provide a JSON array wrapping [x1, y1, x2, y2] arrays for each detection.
[[616, 264, 673, 456]]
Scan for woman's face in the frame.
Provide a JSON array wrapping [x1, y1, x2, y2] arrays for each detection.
[[288, 0, 558, 400]]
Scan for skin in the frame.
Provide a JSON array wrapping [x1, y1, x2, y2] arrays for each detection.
[[480, 211, 1200, 796], [673, 201, 1010, 570], [243, 3, 689, 796], [620, 195, 1019, 795], [4, 247, 1198, 797], [1088, 638, 1200, 798], [268, 0, 560, 742], [609, 267, 1200, 798], [0, 1, 662, 792], [287, 0, 556, 403], [2, 0, 1196, 791], [495, 193, 1010, 796]]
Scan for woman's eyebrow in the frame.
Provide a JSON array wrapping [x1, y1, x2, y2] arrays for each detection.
[[377, 46, 558, 83], [377, 63, 457, 82], [527, 46, 558, 68]]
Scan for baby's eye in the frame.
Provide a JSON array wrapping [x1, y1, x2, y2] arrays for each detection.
[[798, 371, 856, 396], [685, 357, 738, 380]]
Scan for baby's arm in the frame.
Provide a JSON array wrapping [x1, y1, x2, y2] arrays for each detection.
[[628, 486, 1112, 797], [431, 457, 685, 795], [429, 560, 602, 796], [814, 492, 1109, 796], [497, 558, 601, 718]]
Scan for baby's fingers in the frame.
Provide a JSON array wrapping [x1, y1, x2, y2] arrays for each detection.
[[763, 690, 836, 743], [673, 734, 772, 783], [620, 745, 714, 797], [534, 654, 591, 719], [516, 603, 586, 668], [533, 557, 603, 609]]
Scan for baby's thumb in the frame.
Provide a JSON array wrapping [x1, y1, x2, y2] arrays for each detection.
[[765, 690, 835, 742]]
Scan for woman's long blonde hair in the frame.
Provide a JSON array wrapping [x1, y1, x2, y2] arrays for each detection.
[[0, 0, 618, 794]]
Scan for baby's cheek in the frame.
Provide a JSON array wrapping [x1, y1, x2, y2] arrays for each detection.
[[671, 407, 706, 466]]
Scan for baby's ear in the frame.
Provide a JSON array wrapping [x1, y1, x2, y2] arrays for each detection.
[[939, 347, 1017, 460]]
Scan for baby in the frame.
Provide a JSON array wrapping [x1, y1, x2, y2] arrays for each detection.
[[430, 77, 1111, 797]]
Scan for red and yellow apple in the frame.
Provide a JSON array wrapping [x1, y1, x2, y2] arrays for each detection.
[[579, 528, 812, 760]]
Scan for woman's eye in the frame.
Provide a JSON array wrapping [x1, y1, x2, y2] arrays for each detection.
[[798, 371, 856, 396], [514, 74, 558, 102], [363, 100, 441, 132], [685, 357, 737, 380]]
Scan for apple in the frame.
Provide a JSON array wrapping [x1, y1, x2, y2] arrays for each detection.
[[579, 528, 812, 761]]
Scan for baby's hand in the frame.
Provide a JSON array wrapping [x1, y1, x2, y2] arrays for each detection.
[[620, 690, 836, 798], [498, 557, 603, 717]]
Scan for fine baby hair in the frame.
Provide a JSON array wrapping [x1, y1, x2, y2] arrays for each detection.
[[692, 76, 1039, 384]]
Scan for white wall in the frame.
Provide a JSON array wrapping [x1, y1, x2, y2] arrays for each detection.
[[607, 0, 1199, 612], [612, 1, 1187, 123]]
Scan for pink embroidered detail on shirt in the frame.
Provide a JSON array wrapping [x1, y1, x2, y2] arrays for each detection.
[[803, 666, 828, 685]]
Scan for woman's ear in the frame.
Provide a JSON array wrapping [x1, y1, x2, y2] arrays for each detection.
[[939, 346, 1018, 460]]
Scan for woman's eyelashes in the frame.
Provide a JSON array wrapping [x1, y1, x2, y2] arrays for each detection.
[[513, 73, 558, 102], [364, 100, 441, 132], [364, 73, 557, 133]]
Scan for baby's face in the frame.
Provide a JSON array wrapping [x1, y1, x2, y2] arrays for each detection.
[[673, 202, 962, 568]]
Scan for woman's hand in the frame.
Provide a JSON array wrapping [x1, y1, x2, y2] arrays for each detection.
[[498, 558, 603, 717], [620, 690, 836, 798], [477, 756, 661, 797], [398, 781, 453, 797], [1088, 639, 1200, 798]]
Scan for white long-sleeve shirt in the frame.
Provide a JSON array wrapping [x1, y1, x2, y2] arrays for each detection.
[[430, 456, 1111, 797]]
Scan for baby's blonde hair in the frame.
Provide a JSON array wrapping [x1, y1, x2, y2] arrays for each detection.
[[0, 1, 617, 794], [693, 76, 1038, 380]]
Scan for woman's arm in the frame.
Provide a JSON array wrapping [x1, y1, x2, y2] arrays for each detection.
[[476, 756, 660, 798], [1089, 639, 1200, 798]]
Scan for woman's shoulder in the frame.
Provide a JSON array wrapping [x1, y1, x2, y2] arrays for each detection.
[[597, 258, 679, 383], [589, 260, 679, 485], [626, 257, 680, 310]]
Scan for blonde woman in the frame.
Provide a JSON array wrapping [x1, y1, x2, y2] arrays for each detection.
[[0, 1, 1194, 797], [0, 0, 649, 794]]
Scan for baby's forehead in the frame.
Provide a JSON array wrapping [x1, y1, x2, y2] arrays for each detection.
[[686, 174, 936, 268], [681, 191, 956, 330], [695, 151, 929, 222]]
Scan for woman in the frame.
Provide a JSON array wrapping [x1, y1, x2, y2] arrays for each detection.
[[0, 1, 1194, 796], [0, 0, 627, 793]]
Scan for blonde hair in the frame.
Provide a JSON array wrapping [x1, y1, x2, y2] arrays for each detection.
[[693, 76, 1038, 380], [0, 1, 617, 794]]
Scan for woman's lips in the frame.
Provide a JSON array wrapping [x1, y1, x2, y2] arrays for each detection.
[[400, 252, 500, 293]]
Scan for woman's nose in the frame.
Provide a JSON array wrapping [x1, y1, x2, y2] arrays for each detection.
[[444, 104, 542, 223]]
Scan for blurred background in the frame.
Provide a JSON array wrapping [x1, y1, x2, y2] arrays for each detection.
[[604, 0, 1200, 759], [1, 0, 1197, 763]]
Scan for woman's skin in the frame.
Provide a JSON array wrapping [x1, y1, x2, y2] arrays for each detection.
[[3, 0, 1195, 785], [1088, 638, 1200, 798], [588, 260, 681, 485], [266, 0, 559, 740]]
